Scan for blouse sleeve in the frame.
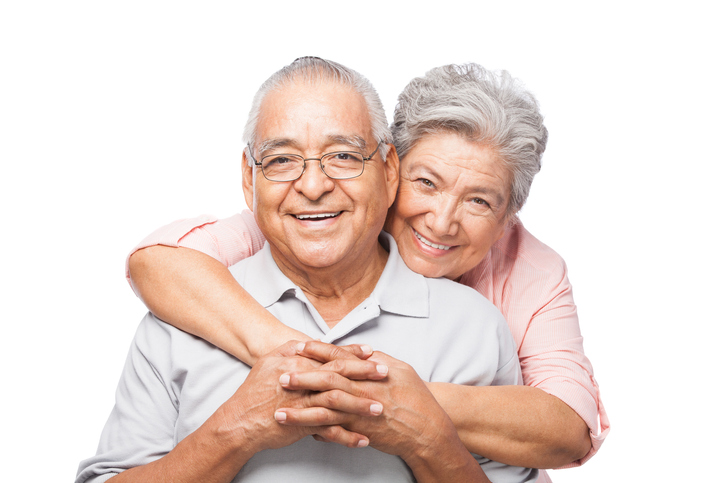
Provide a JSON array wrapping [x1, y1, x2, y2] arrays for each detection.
[[462, 223, 609, 467], [124, 210, 266, 294], [517, 261, 610, 466]]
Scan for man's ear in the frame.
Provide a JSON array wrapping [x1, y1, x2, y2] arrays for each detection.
[[383, 144, 400, 209], [242, 150, 255, 212]]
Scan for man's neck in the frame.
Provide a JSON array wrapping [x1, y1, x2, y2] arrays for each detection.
[[270, 241, 389, 329]]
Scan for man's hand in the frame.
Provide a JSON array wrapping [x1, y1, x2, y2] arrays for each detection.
[[209, 340, 387, 454], [275, 343, 451, 456], [273, 341, 489, 482]]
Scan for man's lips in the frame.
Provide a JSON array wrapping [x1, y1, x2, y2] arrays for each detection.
[[293, 211, 342, 220], [414, 230, 452, 251]]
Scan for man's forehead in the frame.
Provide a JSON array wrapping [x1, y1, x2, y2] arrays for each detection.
[[255, 80, 374, 154]]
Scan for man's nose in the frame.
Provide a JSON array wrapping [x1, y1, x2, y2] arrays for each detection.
[[293, 160, 335, 200]]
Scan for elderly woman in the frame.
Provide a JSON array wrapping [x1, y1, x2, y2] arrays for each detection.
[[127, 63, 608, 481]]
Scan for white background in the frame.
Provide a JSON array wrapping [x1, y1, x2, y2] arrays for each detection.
[[2, 1, 722, 481]]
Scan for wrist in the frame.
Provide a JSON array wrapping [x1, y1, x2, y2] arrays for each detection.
[[401, 414, 485, 482], [206, 397, 266, 459]]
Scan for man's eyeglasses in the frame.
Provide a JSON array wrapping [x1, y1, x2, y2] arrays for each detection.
[[248, 142, 382, 182]]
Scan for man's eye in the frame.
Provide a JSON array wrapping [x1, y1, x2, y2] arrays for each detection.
[[265, 156, 294, 167], [472, 198, 488, 206], [418, 178, 434, 188], [330, 152, 363, 162]]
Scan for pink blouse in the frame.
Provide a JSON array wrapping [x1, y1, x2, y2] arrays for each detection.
[[126, 211, 609, 474]]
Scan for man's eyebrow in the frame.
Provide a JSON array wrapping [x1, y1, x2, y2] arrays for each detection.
[[257, 138, 297, 156], [258, 135, 369, 156], [326, 135, 368, 152]]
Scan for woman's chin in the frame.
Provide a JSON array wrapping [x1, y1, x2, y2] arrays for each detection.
[[401, 255, 453, 279]]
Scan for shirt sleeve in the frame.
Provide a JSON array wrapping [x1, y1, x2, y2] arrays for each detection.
[[75, 314, 179, 483], [515, 262, 609, 466], [124, 210, 266, 293]]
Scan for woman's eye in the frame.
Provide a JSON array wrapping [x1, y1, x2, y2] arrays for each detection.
[[418, 178, 434, 188], [472, 197, 488, 206]]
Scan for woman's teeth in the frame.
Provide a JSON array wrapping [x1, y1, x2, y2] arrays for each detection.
[[414, 231, 450, 250]]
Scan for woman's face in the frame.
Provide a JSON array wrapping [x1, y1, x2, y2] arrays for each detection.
[[385, 132, 511, 280]]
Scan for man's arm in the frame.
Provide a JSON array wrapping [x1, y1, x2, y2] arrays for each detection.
[[107, 414, 257, 483], [113, 342, 381, 482], [77, 328, 379, 483]]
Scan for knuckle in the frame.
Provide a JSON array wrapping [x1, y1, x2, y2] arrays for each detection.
[[323, 360, 343, 373], [328, 345, 345, 359], [314, 407, 335, 424], [320, 425, 345, 442], [323, 389, 343, 407], [321, 370, 339, 387]]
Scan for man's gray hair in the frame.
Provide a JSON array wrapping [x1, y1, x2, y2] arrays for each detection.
[[243, 57, 391, 164], [391, 64, 548, 218]]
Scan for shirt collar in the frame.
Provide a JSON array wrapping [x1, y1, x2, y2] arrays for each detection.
[[239, 231, 430, 318], [373, 232, 429, 318], [238, 243, 300, 308]]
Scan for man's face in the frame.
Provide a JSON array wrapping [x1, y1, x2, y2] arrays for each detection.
[[243, 79, 399, 277]]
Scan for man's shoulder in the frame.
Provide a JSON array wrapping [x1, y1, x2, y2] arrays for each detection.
[[425, 276, 504, 320], [422, 276, 515, 356], [132, 312, 225, 366], [227, 242, 273, 287]]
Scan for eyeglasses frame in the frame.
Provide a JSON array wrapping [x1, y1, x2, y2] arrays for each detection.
[[247, 141, 383, 182]]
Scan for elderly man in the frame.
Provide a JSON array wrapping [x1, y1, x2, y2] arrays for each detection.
[[77, 58, 535, 483]]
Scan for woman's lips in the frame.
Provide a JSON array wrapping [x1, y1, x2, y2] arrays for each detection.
[[414, 230, 452, 251]]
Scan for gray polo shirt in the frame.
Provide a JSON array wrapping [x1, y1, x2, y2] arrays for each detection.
[[77, 233, 537, 483]]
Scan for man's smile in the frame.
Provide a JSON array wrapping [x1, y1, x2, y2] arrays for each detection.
[[293, 211, 342, 220]]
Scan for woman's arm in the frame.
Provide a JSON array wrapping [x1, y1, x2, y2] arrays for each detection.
[[129, 245, 309, 364], [129, 247, 590, 468], [428, 383, 590, 469], [127, 215, 603, 470], [450, 222, 609, 469]]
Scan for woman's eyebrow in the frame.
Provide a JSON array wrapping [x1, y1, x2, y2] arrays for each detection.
[[471, 186, 506, 207]]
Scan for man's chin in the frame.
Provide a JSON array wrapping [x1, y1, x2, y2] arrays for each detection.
[[277, 243, 350, 270]]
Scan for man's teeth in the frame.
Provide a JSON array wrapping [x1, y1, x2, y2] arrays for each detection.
[[295, 212, 341, 220], [415, 231, 450, 250]]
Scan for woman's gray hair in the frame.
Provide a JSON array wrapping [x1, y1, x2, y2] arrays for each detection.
[[243, 57, 391, 163], [392, 63, 548, 218]]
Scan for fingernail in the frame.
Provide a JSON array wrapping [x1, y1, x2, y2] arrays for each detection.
[[370, 403, 383, 415], [295, 342, 306, 353], [274, 411, 287, 422], [279, 374, 291, 386], [376, 364, 388, 376], [360, 344, 373, 355], [357, 439, 369, 448]]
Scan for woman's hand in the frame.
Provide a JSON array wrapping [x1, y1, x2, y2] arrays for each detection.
[[275, 341, 489, 482]]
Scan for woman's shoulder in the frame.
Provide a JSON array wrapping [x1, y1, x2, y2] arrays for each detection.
[[496, 222, 567, 272], [461, 221, 569, 291]]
